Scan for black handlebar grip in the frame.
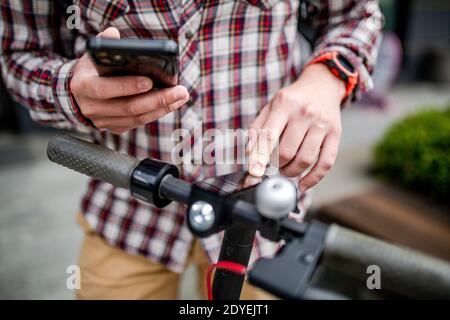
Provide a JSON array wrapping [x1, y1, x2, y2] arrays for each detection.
[[323, 224, 450, 299], [47, 134, 140, 189]]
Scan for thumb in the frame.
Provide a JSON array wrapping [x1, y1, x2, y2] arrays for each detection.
[[98, 27, 121, 39]]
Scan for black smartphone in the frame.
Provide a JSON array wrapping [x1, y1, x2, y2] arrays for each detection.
[[86, 37, 178, 88]]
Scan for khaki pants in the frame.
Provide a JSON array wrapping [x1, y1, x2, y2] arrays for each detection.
[[76, 215, 274, 300]]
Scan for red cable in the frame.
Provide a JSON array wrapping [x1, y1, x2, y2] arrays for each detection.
[[206, 261, 247, 300]]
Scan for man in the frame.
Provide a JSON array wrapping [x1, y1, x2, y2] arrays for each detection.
[[0, 0, 382, 299]]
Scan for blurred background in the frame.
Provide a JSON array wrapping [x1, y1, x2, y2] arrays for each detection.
[[0, 0, 449, 299]]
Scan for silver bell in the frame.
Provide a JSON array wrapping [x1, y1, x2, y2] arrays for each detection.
[[255, 177, 297, 220]]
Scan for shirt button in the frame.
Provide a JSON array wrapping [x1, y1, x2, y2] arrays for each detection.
[[185, 30, 194, 40]]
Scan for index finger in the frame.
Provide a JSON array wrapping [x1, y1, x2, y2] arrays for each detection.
[[249, 106, 287, 176]]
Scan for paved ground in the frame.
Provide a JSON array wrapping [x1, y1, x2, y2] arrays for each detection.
[[0, 84, 449, 299]]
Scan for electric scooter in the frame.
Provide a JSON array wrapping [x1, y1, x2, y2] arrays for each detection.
[[47, 134, 450, 300]]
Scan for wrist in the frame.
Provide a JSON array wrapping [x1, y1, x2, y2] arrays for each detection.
[[299, 63, 346, 101], [53, 60, 94, 129]]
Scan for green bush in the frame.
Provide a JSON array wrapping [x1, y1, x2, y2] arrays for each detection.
[[374, 107, 450, 204]]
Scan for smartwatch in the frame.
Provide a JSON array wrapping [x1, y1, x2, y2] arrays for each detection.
[[307, 51, 359, 101]]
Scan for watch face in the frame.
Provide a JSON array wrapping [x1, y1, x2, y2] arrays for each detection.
[[337, 54, 355, 73]]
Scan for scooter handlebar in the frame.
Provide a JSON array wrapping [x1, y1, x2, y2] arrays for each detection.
[[47, 134, 140, 190], [47, 134, 450, 299], [323, 224, 450, 299]]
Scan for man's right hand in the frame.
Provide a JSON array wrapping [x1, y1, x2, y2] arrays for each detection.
[[70, 27, 189, 134]]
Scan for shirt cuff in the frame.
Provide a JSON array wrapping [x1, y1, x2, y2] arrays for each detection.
[[52, 59, 95, 133], [307, 45, 374, 103]]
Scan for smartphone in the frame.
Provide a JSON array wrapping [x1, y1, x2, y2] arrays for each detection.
[[86, 37, 178, 88]]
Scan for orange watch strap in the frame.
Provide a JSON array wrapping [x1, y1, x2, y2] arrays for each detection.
[[307, 52, 358, 100]]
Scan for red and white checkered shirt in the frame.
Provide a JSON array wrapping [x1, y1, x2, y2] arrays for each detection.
[[0, 0, 382, 272]]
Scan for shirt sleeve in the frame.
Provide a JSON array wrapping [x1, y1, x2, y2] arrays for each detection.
[[0, 1, 92, 132], [306, 0, 384, 101]]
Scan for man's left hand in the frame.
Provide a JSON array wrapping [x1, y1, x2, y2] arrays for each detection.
[[248, 63, 347, 191]]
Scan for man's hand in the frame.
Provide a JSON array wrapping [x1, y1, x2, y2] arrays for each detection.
[[248, 63, 346, 191], [70, 27, 189, 134]]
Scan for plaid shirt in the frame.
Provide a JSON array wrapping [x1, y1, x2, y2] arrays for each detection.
[[0, 0, 382, 272]]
